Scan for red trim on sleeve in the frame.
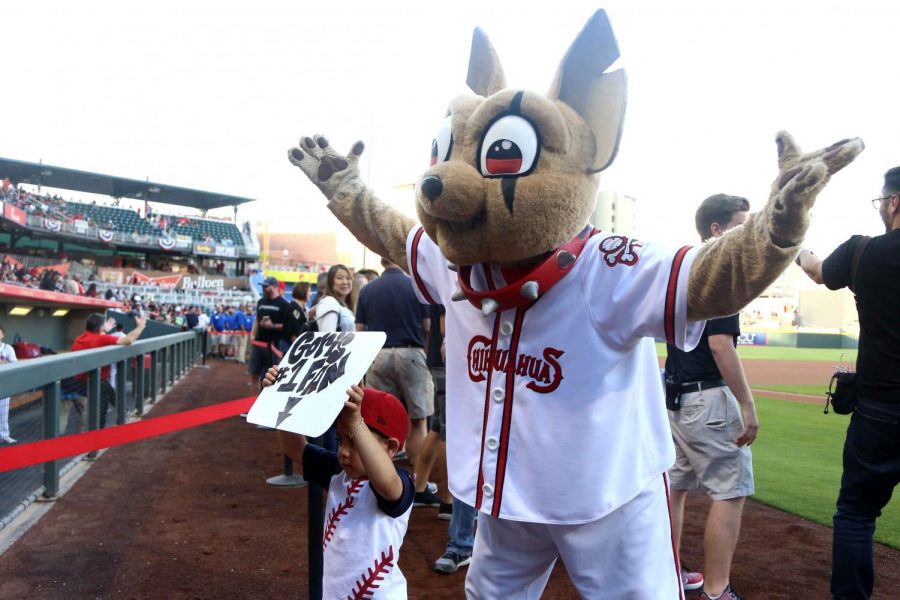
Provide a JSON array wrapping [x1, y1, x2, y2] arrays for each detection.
[[664, 246, 692, 345], [410, 227, 437, 305]]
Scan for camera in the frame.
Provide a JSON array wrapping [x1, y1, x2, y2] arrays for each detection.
[[664, 373, 682, 411]]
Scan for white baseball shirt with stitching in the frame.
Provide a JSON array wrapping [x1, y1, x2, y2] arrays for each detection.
[[322, 471, 411, 599], [407, 226, 704, 524]]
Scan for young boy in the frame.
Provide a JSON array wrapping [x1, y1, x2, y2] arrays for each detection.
[[263, 368, 414, 598]]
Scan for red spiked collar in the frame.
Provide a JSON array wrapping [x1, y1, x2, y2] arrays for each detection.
[[456, 225, 598, 315]]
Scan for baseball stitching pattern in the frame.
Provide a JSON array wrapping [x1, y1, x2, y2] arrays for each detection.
[[347, 545, 395, 599], [322, 478, 366, 548]]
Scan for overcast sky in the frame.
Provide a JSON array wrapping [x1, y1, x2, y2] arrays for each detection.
[[2, 0, 897, 259]]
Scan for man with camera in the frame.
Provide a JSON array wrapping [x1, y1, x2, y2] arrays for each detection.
[[664, 194, 759, 600], [796, 167, 900, 598]]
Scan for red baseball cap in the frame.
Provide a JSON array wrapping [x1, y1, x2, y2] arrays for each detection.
[[360, 388, 408, 444]]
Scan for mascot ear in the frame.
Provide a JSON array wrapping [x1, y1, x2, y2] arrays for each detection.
[[548, 9, 627, 173], [467, 27, 507, 97]]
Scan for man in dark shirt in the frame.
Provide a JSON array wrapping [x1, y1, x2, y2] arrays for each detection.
[[185, 306, 199, 330], [355, 258, 432, 472], [282, 282, 311, 344], [665, 194, 759, 600], [797, 166, 900, 598], [249, 276, 291, 389]]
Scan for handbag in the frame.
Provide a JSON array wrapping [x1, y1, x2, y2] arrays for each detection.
[[12, 333, 42, 360], [823, 235, 870, 416], [825, 371, 857, 415]]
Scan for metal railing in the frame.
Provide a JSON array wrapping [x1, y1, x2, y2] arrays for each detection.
[[0, 331, 199, 501]]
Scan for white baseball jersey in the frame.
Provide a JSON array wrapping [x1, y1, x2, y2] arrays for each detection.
[[322, 471, 411, 599], [407, 226, 704, 524]]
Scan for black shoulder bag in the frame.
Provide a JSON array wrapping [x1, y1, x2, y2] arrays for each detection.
[[824, 236, 871, 415]]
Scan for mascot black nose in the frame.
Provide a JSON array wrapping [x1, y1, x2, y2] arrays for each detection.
[[420, 176, 443, 202]]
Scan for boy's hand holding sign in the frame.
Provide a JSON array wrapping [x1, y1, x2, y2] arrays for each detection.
[[246, 330, 386, 436]]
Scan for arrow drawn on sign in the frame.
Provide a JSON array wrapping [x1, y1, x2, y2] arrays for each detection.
[[276, 396, 303, 427]]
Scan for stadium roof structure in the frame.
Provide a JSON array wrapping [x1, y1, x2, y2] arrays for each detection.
[[0, 157, 254, 210]]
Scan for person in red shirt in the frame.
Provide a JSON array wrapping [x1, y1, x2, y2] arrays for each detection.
[[69, 314, 147, 429]]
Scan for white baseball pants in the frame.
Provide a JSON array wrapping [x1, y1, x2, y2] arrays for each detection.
[[0, 397, 10, 439], [465, 473, 683, 599]]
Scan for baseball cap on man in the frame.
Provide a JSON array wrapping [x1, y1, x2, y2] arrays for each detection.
[[262, 276, 278, 288], [360, 388, 409, 444]]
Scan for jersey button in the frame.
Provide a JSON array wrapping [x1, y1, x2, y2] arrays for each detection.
[[491, 388, 504, 403], [500, 321, 514, 336], [486, 436, 499, 451], [482, 483, 494, 498]]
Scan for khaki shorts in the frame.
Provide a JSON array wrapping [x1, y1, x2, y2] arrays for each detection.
[[667, 385, 754, 500], [366, 347, 434, 420]]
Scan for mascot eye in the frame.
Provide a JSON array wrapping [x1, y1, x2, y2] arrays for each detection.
[[430, 116, 453, 166], [478, 115, 539, 177]]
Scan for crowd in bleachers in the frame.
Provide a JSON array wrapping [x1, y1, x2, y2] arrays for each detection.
[[2, 181, 245, 247]]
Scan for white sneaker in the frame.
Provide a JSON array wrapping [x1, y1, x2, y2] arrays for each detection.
[[0, 435, 17, 444]]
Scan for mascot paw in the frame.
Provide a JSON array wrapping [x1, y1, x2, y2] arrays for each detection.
[[766, 132, 864, 247], [287, 135, 365, 198]]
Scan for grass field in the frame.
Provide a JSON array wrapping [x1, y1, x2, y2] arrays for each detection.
[[655, 342, 857, 363], [654, 342, 900, 546], [753, 393, 900, 548], [753, 384, 829, 396]]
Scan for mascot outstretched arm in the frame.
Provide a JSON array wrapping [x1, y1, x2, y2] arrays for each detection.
[[287, 9, 861, 597]]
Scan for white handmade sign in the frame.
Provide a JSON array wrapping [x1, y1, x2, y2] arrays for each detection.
[[245, 331, 386, 436]]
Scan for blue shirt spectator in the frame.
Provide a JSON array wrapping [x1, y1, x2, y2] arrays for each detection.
[[355, 265, 429, 348], [211, 307, 228, 332]]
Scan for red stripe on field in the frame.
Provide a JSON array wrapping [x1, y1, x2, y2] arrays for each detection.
[[0, 396, 255, 473]]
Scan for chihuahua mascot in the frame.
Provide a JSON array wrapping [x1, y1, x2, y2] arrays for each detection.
[[287, 10, 862, 598]]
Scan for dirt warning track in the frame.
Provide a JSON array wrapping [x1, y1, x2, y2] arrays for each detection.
[[0, 359, 898, 598]]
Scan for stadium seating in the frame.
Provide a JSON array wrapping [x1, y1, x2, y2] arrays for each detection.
[[63, 201, 244, 246]]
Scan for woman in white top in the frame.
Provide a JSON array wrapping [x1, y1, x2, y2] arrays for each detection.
[[0, 325, 18, 444], [311, 264, 355, 332]]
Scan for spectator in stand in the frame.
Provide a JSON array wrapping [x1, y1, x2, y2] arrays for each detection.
[[85, 282, 99, 298], [185, 306, 199, 331], [67, 314, 147, 429], [283, 282, 310, 345], [310, 271, 329, 308], [104, 287, 115, 300], [39, 270, 57, 291], [210, 304, 229, 358], [248, 277, 291, 389], [0, 325, 18, 444], [358, 268, 379, 283], [231, 303, 251, 364], [223, 305, 236, 358], [351, 272, 370, 311], [311, 265, 355, 333], [64, 274, 80, 295]]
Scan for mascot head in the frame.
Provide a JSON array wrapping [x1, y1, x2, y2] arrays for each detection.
[[415, 10, 627, 267]]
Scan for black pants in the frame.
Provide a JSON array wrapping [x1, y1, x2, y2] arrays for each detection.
[[62, 378, 117, 429], [831, 397, 900, 599]]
